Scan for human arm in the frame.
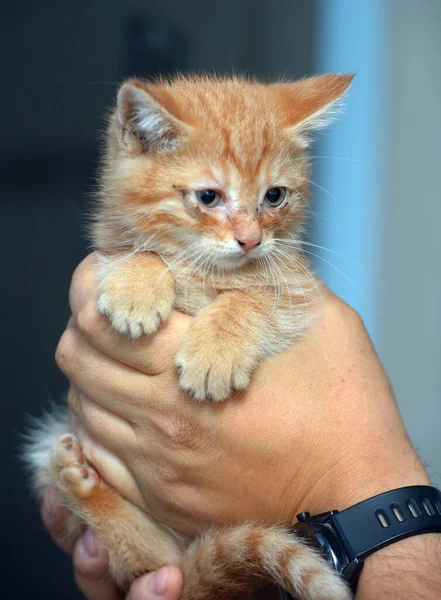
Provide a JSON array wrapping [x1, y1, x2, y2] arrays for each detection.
[[357, 534, 441, 599], [53, 254, 440, 598]]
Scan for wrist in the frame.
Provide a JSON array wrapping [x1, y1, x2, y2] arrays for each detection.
[[357, 533, 441, 599], [290, 486, 441, 599], [296, 437, 431, 518]]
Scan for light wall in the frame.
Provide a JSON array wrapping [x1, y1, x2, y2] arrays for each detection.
[[381, 0, 441, 487], [314, 0, 441, 486], [313, 0, 387, 347]]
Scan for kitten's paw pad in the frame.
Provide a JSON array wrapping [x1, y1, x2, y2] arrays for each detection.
[[52, 434, 83, 470], [175, 334, 258, 402], [97, 278, 174, 339], [60, 463, 101, 498], [52, 435, 100, 498]]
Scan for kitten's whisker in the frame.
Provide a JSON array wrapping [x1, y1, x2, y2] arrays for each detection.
[[292, 188, 318, 223], [275, 237, 361, 270], [192, 250, 215, 297], [300, 249, 357, 289], [274, 236, 358, 289], [259, 255, 277, 313], [293, 154, 368, 164], [161, 246, 199, 275], [268, 252, 295, 319], [258, 256, 270, 290], [294, 175, 337, 203], [269, 248, 310, 325], [292, 258, 323, 303], [264, 253, 283, 313], [272, 244, 323, 309]]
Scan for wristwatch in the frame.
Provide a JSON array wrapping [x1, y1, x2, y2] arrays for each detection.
[[279, 485, 441, 598]]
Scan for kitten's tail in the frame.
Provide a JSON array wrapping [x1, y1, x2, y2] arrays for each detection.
[[181, 524, 351, 600]]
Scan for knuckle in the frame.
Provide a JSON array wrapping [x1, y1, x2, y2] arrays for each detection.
[[71, 253, 97, 289], [344, 303, 364, 331], [69, 252, 98, 318], [55, 327, 80, 373], [68, 386, 81, 415], [153, 462, 181, 489], [83, 409, 111, 440], [329, 294, 364, 330], [73, 557, 104, 581], [161, 413, 201, 449], [76, 300, 104, 340]]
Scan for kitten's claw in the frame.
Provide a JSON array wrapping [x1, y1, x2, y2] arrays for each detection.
[[52, 435, 100, 498], [175, 330, 258, 402], [97, 293, 170, 338], [97, 286, 173, 339], [52, 434, 83, 468]]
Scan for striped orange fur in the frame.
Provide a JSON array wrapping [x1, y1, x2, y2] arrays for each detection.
[[25, 74, 353, 598]]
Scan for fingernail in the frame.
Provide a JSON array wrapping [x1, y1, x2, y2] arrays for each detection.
[[42, 488, 60, 525], [82, 528, 97, 558], [147, 567, 170, 595]]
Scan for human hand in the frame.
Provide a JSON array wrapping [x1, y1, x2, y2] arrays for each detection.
[[56, 253, 429, 537], [41, 487, 184, 600]]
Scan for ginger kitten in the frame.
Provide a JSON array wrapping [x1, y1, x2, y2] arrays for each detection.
[[26, 74, 353, 599]]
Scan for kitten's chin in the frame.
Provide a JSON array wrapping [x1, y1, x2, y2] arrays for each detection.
[[213, 252, 258, 271]]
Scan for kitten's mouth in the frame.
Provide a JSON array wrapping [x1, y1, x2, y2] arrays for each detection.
[[215, 249, 262, 270], [239, 242, 266, 259]]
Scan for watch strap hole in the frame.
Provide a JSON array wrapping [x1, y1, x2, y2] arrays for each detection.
[[391, 504, 405, 522], [422, 498, 436, 516], [406, 500, 422, 518], [375, 510, 390, 528]]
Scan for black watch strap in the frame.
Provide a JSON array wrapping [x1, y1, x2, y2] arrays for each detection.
[[279, 486, 441, 599], [330, 485, 441, 562]]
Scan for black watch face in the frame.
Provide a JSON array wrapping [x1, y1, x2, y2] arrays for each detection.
[[293, 522, 348, 575]]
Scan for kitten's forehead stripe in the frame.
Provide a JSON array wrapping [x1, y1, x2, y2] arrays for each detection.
[[254, 123, 272, 175], [157, 78, 283, 178]]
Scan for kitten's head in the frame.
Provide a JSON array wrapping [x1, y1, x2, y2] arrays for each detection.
[[101, 74, 352, 269]]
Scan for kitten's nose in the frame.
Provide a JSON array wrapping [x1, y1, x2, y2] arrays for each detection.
[[237, 237, 262, 252]]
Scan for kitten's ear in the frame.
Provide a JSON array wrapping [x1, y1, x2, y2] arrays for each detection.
[[270, 74, 354, 148], [116, 81, 190, 153]]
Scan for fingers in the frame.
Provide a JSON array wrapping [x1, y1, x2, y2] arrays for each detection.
[[69, 253, 191, 375], [41, 487, 77, 554], [73, 528, 185, 600], [56, 327, 154, 419], [73, 529, 122, 600], [74, 423, 148, 512], [71, 390, 137, 454], [127, 567, 184, 600]]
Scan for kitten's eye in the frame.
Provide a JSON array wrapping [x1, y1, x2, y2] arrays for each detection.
[[195, 189, 222, 208], [265, 187, 287, 207]]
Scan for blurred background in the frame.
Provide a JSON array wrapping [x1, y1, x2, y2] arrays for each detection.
[[2, 0, 440, 597]]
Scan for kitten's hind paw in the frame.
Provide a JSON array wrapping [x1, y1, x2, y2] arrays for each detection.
[[52, 434, 83, 467], [52, 435, 100, 498]]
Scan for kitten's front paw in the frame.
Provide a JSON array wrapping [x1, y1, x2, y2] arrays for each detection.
[[175, 325, 260, 402], [97, 260, 174, 338], [98, 288, 173, 338]]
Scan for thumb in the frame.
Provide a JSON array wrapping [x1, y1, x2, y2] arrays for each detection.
[[127, 567, 184, 600]]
